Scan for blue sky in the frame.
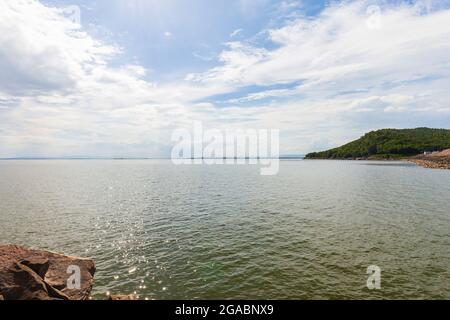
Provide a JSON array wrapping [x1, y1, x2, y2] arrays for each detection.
[[1, 0, 450, 157], [43, 0, 329, 78]]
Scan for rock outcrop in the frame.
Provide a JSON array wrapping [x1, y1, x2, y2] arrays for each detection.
[[0, 245, 95, 300]]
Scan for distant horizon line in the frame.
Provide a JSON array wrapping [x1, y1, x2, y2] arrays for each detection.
[[0, 155, 305, 160]]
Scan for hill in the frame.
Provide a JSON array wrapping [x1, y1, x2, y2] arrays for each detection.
[[305, 128, 450, 159]]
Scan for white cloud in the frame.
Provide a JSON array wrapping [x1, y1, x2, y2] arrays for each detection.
[[192, 52, 215, 62], [0, 0, 117, 95], [0, 0, 231, 157], [230, 28, 243, 38], [183, 1, 450, 152], [190, 1, 450, 90], [226, 88, 295, 104]]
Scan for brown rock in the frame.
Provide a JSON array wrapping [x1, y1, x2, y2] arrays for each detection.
[[3, 262, 68, 300], [0, 245, 95, 300], [20, 257, 49, 278]]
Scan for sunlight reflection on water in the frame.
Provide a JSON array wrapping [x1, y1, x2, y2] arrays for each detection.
[[0, 160, 449, 299]]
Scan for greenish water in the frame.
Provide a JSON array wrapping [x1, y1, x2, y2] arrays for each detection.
[[0, 160, 449, 299]]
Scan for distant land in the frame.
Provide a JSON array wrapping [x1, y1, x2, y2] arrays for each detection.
[[305, 128, 450, 160], [280, 154, 305, 159]]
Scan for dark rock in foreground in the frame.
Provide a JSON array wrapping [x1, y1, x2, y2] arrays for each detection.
[[0, 245, 95, 300]]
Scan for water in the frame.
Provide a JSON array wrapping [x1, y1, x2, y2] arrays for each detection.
[[0, 160, 449, 300]]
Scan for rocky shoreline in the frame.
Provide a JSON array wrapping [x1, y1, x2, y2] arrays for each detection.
[[408, 149, 450, 169], [304, 149, 450, 169]]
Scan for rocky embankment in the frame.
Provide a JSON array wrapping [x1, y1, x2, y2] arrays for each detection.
[[409, 149, 450, 169], [0, 245, 95, 300]]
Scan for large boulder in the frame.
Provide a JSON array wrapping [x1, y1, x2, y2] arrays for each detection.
[[0, 245, 95, 300]]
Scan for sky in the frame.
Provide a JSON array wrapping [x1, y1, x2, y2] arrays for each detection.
[[0, 0, 450, 158]]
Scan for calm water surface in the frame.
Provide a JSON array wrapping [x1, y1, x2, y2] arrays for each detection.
[[0, 160, 449, 299]]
